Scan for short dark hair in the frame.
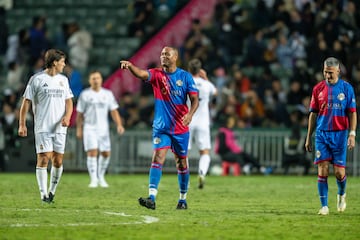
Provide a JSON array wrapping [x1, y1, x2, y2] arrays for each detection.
[[188, 58, 202, 75], [44, 49, 66, 68]]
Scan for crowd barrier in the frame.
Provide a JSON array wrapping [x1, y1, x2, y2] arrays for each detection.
[[62, 128, 360, 176]]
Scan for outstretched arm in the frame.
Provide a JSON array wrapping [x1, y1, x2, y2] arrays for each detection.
[[120, 60, 149, 81]]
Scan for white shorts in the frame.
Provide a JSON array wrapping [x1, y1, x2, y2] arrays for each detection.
[[189, 125, 211, 150], [35, 133, 67, 154], [83, 129, 111, 152]]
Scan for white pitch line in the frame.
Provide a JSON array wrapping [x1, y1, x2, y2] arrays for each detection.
[[6, 211, 159, 228]]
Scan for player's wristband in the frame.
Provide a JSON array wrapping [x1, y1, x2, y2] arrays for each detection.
[[349, 130, 356, 137]]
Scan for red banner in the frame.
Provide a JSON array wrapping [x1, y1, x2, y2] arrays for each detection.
[[103, 0, 218, 99]]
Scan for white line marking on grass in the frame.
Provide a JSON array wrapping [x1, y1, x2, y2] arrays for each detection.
[[8, 210, 159, 227]]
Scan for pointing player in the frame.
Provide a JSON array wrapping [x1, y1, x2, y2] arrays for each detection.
[[76, 71, 125, 188], [18, 49, 74, 203], [187, 59, 217, 189], [120, 46, 199, 210], [305, 57, 357, 215]]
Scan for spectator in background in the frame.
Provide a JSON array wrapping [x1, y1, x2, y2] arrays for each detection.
[[282, 124, 311, 175], [63, 63, 83, 99], [214, 115, 271, 175], [238, 91, 265, 127], [67, 22, 92, 71], [29, 16, 50, 63], [0, 7, 8, 55]]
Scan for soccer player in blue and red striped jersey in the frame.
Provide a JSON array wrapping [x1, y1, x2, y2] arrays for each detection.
[[305, 57, 357, 215], [120, 46, 199, 210]]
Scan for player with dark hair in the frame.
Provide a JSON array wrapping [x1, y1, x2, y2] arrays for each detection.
[[305, 57, 357, 215], [187, 58, 217, 189], [76, 70, 125, 188], [120, 46, 199, 210], [18, 49, 73, 203]]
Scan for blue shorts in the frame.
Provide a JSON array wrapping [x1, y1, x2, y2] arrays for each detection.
[[314, 130, 348, 167], [152, 131, 189, 158]]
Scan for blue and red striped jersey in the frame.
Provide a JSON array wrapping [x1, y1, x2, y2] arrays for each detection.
[[309, 79, 356, 131], [146, 67, 198, 134]]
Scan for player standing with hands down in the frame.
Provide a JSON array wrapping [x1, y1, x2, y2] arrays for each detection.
[[18, 49, 74, 203], [120, 46, 199, 210], [76, 70, 125, 188], [305, 57, 357, 215], [187, 59, 217, 189]]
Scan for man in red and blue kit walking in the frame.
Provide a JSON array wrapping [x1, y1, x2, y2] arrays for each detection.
[[305, 57, 357, 215]]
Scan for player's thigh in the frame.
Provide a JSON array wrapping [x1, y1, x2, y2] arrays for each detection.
[[83, 130, 99, 151], [35, 132, 54, 153], [330, 131, 348, 167], [53, 133, 67, 154], [152, 131, 171, 150], [171, 132, 190, 158], [98, 134, 111, 152], [194, 127, 211, 150], [314, 132, 332, 164]]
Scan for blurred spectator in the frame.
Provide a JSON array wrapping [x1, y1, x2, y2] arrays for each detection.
[[214, 115, 272, 175], [0, 7, 8, 55], [29, 15, 50, 62], [243, 29, 266, 67], [182, 18, 212, 67], [67, 22, 92, 71], [118, 92, 139, 128], [282, 125, 311, 175], [5, 28, 30, 67], [63, 63, 83, 99], [238, 90, 265, 127], [6, 61, 24, 92]]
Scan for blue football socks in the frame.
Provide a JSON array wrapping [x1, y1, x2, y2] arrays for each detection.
[[177, 167, 189, 199], [149, 162, 162, 201], [336, 175, 347, 196], [318, 175, 328, 207]]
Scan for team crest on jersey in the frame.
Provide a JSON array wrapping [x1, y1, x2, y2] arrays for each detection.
[[337, 93, 345, 101], [176, 80, 183, 86], [40, 144, 44, 150], [153, 137, 161, 144], [59, 81, 64, 87], [316, 150, 321, 159]]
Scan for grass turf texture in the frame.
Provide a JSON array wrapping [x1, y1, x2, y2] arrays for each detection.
[[0, 173, 360, 240]]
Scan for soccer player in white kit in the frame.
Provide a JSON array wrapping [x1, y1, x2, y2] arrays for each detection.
[[76, 71, 124, 188], [188, 59, 217, 189], [18, 49, 74, 203]]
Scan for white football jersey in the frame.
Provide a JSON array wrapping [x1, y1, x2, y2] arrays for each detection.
[[76, 88, 119, 133], [23, 71, 73, 134], [190, 77, 217, 127]]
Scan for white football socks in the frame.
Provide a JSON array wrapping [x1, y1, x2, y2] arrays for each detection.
[[98, 155, 110, 181], [36, 167, 48, 199], [49, 165, 63, 195], [199, 154, 211, 177], [87, 156, 98, 183]]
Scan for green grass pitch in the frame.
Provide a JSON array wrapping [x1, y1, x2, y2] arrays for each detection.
[[0, 173, 360, 240]]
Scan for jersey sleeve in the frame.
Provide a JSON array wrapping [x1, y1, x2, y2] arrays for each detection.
[[347, 83, 356, 113], [108, 91, 119, 110], [64, 77, 74, 99], [23, 76, 36, 101], [186, 72, 198, 95], [309, 88, 319, 113]]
